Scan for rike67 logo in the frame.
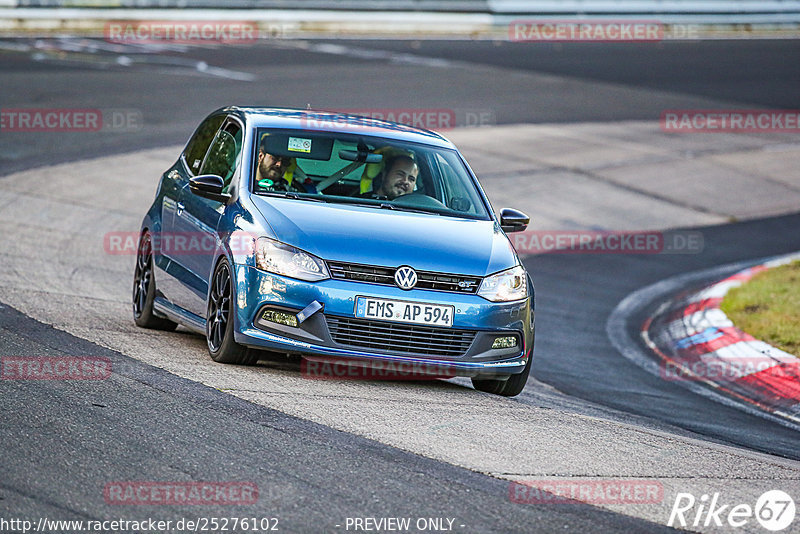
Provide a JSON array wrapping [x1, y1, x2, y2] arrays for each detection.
[[668, 490, 796, 531]]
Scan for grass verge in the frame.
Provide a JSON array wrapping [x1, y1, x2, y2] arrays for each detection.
[[721, 260, 800, 357]]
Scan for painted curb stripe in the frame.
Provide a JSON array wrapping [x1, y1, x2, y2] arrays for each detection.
[[680, 297, 723, 317], [642, 255, 800, 417], [735, 363, 800, 409], [660, 309, 732, 340], [673, 326, 755, 355]]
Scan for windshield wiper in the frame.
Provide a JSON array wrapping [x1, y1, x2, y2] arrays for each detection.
[[382, 204, 443, 216], [266, 193, 443, 215], [301, 196, 376, 208], [318, 197, 420, 212]]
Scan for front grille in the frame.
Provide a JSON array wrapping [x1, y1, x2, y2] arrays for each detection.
[[327, 261, 481, 294], [329, 262, 395, 285], [326, 316, 476, 358]]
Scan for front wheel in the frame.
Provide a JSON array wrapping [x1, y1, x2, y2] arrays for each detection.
[[132, 232, 178, 331], [471, 353, 532, 397], [206, 258, 258, 365]]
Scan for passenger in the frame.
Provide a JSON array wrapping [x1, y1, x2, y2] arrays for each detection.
[[366, 153, 419, 200], [256, 148, 292, 187], [256, 138, 311, 191]]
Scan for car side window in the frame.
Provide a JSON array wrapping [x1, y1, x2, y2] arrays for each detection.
[[200, 121, 242, 193], [183, 115, 225, 175]]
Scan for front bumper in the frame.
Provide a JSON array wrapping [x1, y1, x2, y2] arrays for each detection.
[[231, 264, 534, 378]]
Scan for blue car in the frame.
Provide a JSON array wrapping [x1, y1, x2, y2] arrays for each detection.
[[133, 107, 534, 396]]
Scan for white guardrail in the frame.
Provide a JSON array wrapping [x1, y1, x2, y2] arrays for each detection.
[[4, 0, 800, 18], [491, 1, 800, 23], [2, 0, 800, 35]]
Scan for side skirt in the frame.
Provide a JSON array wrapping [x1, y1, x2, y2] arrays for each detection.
[[154, 296, 206, 335]]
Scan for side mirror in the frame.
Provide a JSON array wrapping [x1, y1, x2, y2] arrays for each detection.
[[189, 174, 230, 203], [500, 208, 529, 233]]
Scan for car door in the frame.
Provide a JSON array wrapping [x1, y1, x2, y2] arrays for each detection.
[[156, 113, 226, 307], [172, 116, 243, 317]]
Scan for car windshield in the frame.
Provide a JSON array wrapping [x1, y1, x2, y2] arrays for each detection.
[[251, 128, 490, 220]]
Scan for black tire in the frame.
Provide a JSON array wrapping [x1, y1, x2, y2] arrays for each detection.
[[133, 232, 178, 331], [471, 353, 532, 397], [206, 258, 258, 365]]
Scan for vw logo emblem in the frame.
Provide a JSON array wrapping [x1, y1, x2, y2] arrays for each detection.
[[394, 266, 417, 290]]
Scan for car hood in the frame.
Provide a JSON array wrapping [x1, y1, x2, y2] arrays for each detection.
[[250, 196, 518, 276]]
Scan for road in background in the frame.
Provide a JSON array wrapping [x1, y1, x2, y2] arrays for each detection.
[[2, 38, 798, 175], [334, 39, 800, 110]]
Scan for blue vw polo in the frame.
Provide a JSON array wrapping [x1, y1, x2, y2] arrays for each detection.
[[133, 107, 534, 396]]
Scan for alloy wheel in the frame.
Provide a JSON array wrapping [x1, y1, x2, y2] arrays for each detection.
[[132, 234, 152, 319], [207, 262, 232, 353]]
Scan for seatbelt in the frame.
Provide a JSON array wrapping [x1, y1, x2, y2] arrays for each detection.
[[316, 161, 364, 193]]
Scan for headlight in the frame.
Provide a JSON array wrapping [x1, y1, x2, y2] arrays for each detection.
[[255, 237, 330, 282], [478, 265, 528, 302]]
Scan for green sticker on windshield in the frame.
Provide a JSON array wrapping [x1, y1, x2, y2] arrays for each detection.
[[258, 179, 274, 188]]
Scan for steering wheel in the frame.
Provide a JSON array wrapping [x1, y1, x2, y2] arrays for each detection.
[[393, 193, 447, 209]]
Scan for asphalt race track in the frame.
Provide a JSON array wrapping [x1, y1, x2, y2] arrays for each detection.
[[0, 304, 666, 533], [1, 38, 799, 532]]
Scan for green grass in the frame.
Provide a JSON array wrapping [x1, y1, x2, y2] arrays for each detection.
[[720, 260, 800, 357]]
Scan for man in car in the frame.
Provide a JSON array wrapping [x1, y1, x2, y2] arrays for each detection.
[[256, 146, 292, 186], [256, 139, 313, 192], [369, 154, 419, 200]]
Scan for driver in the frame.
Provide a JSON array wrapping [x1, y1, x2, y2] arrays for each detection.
[[368, 154, 419, 200]]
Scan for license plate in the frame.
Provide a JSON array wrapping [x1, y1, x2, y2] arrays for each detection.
[[354, 296, 454, 327]]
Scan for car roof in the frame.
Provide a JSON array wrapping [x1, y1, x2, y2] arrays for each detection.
[[219, 106, 457, 149]]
